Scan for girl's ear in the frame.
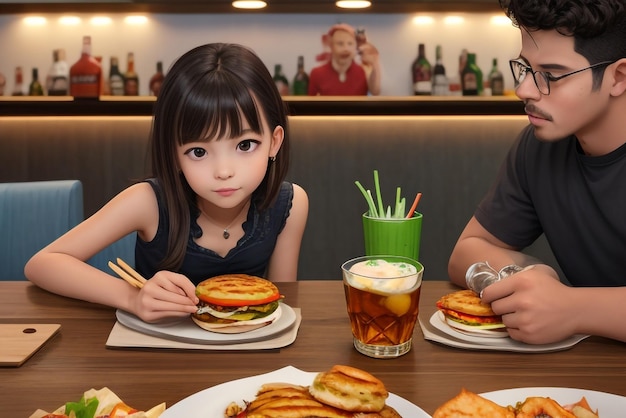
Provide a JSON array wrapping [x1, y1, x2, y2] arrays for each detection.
[[269, 125, 285, 158], [609, 58, 626, 97]]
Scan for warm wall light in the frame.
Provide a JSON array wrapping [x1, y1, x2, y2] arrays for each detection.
[[59, 16, 81, 25], [443, 15, 465, 25], [490, 15, 512, 26], [23, 16, 47, 26], [90, 16, 112, 26], [124, 15, 148, 25], [232, 1, 267, 9], [336, 1, 372, 8], [412, 15, 434, 25]]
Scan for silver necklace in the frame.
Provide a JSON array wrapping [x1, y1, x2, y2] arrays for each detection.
[[198, 201, 249, 239]]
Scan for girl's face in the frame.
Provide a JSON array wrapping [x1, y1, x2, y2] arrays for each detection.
[[177, 114, 284, 210]]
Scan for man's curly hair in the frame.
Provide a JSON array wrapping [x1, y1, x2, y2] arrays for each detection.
[[499, 0, 626, 65]]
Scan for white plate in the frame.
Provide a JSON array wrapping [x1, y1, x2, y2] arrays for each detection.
[[421, 311, 589, 353], [161, 366, 429, 418], [480, 387, 626, 416], [115, 303, 296, 345]]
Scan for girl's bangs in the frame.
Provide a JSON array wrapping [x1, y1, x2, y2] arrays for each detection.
[[175, 75, 264, 144]]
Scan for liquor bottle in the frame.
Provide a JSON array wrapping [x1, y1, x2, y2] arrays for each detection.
[[432, 45, 449, 96], [109, 56, 125, 96], [273, 64, 289, 96], [28, 68, 44, 96], [461, 52, 483, 96], [411, 43, 432, 95], [149, 61, 164, 97], [12, 66, 24, 96], [124, 52, 139, 96], [46, 49, 69, 96], [69, 35, 102, 99], [292, 56, 309, 96], [95, 56, 109, 96], [488, 58, 505, 96]]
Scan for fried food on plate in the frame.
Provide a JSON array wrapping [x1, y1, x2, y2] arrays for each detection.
[[309, 365, 389, 412], [433, 388, 515, 418], [514, 396, 576, 418], [434, 389, 599, 418], [225, 365, 402, 418]]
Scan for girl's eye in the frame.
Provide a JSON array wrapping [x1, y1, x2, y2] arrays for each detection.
[[237, 139, 260, 152], [186, 148, 207, 160]]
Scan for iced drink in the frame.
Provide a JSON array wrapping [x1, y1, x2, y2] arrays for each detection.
[[342, 256, 423, 358]]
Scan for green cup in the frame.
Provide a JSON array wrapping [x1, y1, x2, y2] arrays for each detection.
[[362, 212, 423, 261]]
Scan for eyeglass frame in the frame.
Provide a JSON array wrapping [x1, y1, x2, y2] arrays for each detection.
[[509, 58, 614, 95]]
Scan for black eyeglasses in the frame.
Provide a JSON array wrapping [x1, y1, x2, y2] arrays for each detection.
[[509, 59, 613, 95]]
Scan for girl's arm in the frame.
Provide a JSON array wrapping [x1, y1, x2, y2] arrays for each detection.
[[24, 182, 198, 320], [266, 184, 309, 282]]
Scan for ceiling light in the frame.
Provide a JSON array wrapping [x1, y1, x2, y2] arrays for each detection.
[[232, 1, 267, 9], [23, 16, 47, 26], [336, 1, 372, 9]]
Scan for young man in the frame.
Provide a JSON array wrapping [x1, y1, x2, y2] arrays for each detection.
[[448, 0, 626, 344], [308, 23, 381, 96]]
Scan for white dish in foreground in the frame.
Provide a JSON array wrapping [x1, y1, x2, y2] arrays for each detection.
[[422, 311, 589, 352], [480, 387, 626, 417], [116, 303, 296, 345], [161, 365, 429, 418]]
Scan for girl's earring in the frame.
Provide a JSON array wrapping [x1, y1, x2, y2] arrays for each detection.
[[270, 156, 276, 162]]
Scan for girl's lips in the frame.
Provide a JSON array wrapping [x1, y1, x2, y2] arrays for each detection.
[[215, 188, 237, 197]]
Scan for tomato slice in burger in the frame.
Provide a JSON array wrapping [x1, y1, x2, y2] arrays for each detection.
[[199, 293, 281, 307]]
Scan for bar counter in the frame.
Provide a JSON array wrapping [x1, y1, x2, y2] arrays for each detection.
[[2, 280, 625, 416]]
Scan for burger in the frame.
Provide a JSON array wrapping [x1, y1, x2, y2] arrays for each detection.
[[192, 274, 283, 334], [436, 289, 507, 338]]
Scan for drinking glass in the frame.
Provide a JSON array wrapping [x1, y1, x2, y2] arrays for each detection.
[[341, 255, 424, 358]]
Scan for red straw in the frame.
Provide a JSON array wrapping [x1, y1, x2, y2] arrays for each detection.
[[405, 192, 422, 219]]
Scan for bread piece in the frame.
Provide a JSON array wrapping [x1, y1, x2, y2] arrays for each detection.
[[433, 388, 515, 418], [195, 274, 279, 303], [309, 365, 389, 412], [437, 290, 497, 317]]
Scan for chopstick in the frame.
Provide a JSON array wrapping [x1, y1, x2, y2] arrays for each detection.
[[108, 258, 147, 289]]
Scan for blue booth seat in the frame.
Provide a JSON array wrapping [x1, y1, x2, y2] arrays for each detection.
[[0, 180, 83, 280], [0, 180, 135, 281]]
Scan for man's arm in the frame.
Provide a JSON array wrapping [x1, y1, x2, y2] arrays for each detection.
[[448, 216, 553, 287], [359, 43, 381, 96]]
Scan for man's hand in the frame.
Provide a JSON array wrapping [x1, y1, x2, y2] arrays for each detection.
[[481, 264, 579, 344]]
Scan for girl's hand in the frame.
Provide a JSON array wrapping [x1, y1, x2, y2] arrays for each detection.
[[132, 271, 199, 323]]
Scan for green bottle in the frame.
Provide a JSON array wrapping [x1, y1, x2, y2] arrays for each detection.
[[29, 68, 44, 96], [461, 53, 483, 96], [292, 56, 309, 96], [273, 64, 289, 96], [488, 58, 504, 96]]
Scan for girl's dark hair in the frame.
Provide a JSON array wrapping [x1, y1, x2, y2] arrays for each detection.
[[149, 43, 290, 271], [500, 0, 626, 88]]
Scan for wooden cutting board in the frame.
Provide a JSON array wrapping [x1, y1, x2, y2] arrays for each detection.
[[0, 324, 61, 367]]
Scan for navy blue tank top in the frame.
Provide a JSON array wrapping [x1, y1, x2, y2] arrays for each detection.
[[135, 180, 294, 285]]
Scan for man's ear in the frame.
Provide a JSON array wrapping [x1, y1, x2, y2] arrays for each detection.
[[270, 125, 285, 158], [609, 58, 626, 96]]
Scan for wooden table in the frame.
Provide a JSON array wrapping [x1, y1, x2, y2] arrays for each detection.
[[2, 280, 626, 416]]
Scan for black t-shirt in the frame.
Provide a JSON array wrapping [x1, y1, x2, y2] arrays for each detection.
[[475, 125, 626, 286]]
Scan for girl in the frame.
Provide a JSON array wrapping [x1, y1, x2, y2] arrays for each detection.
[[25, 43, 309, 323]]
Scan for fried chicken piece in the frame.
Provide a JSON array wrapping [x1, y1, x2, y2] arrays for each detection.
[[432, 388, 515, 418]]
